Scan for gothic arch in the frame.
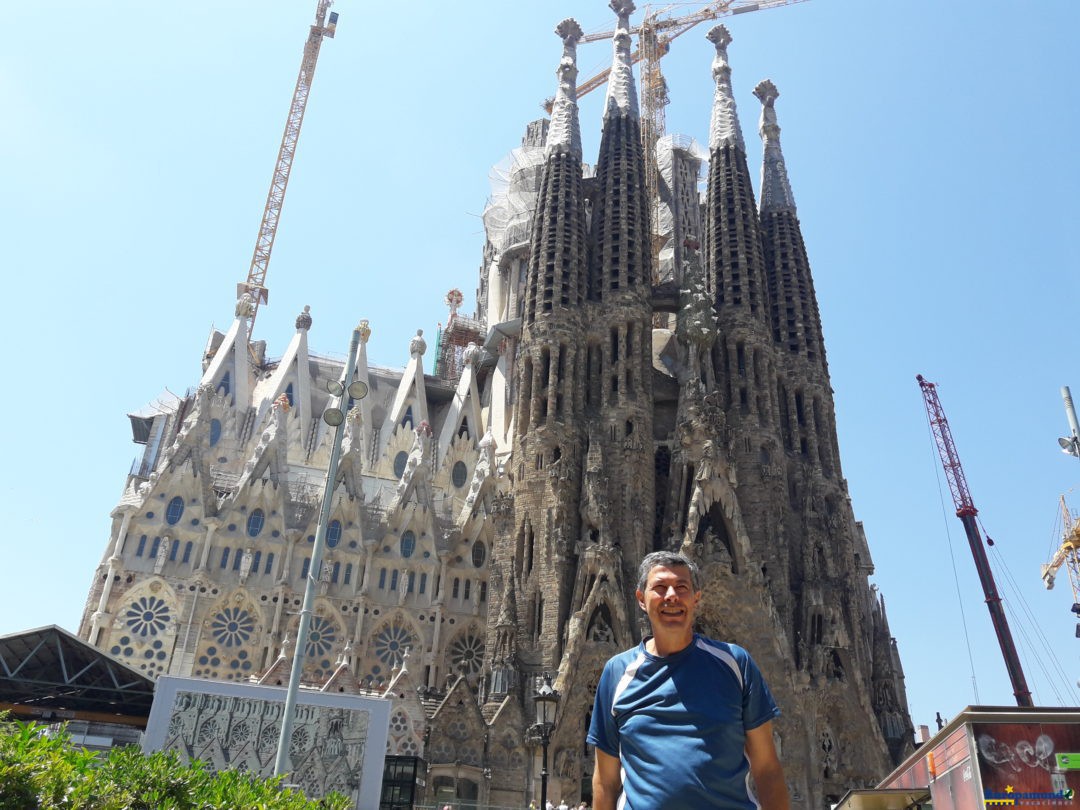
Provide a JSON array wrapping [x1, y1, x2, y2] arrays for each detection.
[[444, 622, 486, 681], [357, 611, 424, 686], [192, 589, 265, 682], [104, 577, 180, 678], [285, 600, 346, 683]]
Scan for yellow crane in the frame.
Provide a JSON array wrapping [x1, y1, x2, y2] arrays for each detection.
[[547, 1, 807, 224], [1041, 496, 1080, 637], [238, 0, 338, 331]]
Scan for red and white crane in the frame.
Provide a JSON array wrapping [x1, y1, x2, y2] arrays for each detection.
[[917, 374, 1033, 707]]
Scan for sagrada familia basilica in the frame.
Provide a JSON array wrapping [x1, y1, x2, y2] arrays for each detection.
[[79, 2, 915, 805]]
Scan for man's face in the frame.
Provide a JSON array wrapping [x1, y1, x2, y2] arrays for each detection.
[[636, 564, 701, 636]]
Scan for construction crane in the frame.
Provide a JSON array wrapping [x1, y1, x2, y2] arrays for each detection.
[[1041, 496, 1080, 636], [237, 0, 338, 331], [546, 1, 807, 240], [917, 374, 1034, 707]]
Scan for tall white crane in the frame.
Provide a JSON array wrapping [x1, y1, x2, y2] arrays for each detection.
[[238, 0, 338, 331]]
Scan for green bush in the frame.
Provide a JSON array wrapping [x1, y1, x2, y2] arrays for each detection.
[[0, 716, 351, 810]]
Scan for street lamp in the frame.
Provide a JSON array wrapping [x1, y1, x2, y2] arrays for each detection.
[[532, 672, 559, 810], [274, 324, 369, 777]]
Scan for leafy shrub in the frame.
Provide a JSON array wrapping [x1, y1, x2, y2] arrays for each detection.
[[0, 716, 351, 810]]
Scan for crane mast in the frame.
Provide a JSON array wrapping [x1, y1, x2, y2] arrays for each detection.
[[917, 375, 1033, 707], [238, 0, 338, 329]]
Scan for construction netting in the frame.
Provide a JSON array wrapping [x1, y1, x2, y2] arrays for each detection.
[[654, 133, 709, 283], [482, 145, 547, 254]]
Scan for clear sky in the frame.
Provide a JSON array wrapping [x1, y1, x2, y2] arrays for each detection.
[[2, 0, 1078, 739]]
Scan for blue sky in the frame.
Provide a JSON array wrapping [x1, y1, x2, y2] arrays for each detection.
[[2, 0, 1078, 737]]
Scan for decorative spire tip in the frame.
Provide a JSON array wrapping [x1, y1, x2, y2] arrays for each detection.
[[706, 24, 732, 49], [610, 0, 636, 16], [555, 17, 583, 43], [753, 79, 779, 107]]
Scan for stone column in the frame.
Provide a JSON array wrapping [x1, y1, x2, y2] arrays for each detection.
[[197, 519, 220, 570]]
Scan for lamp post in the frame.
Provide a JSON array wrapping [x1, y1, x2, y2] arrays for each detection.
[[532, 672, 559, 810], [274, 324, 369, 777]]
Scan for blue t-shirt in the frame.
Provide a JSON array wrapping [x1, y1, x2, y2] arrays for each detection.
[[586, 634, 780, 810]]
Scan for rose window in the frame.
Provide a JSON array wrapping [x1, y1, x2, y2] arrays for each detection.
[[390, 710, 410, 733], [196, 718, 219, 745], [373, 623, 416, 669], [304, 616, 337, 660], [290, 726, 311, 755], [228, 721, 251, 748], [259, 725, 279, 751], [211, 607, 255, 648], [124, 596, 171, 637], [449, 632, 485, 676]]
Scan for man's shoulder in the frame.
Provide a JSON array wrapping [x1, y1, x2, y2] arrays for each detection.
[[694, 634, 750, 657], [603, 642, 647, 669], [691, 635, 759, 670]]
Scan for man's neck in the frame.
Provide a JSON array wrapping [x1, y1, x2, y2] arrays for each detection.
[[645, 630, 694, 657]]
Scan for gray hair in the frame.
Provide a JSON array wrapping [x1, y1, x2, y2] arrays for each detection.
[[636, 551, 701, 593]]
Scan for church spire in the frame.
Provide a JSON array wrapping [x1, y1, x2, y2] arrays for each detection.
[[754, 79, 796, 214], [707, 25, 745, 153], [604, 0, 639, 121], [589, 0, 650, 302], [546, 18, 583, 158], [755, 78, 827, 370]]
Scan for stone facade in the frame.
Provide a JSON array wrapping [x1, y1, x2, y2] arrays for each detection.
[[79, 7, 914, 807]]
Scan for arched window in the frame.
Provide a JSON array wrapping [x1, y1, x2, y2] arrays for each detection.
[[452, 578, 460, 599], [135, 535, 147, 557], [285, 383, 294, 406], [252, 550, 261, 573], [218, 371, 231, 396], [463, 579, 471, 600], [182, 541, 193, 564], [471, 540, 486, 568], [344, 564, 353, 585], [209, 418, 222, 447], [220, 548, 230, 569], [332, 562, 341, 583], [301, 558, 311, 579], [168, 539, 180, 561], [419, 573, 427, 594], [326, 520, 342, 548], [232, 551, 243, 571], [393, 451, 409, 479], [400, 530, 416, 558], [378, 568, 387, 589], [264, 552, 275, 575], [165, 496, 184, 525], [390, 570, 399, 591], [149, 537, 161, 558], [452, 460, 469, 488], [401, 406, 413, 428], [246, 509, 265, 538]]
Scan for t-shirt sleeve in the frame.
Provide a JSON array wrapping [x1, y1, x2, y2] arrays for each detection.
[[742, 652, 781, 730], [586, 659, 621, 757]]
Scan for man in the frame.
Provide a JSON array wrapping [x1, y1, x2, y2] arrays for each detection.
[[587, 551, 789, 810]]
